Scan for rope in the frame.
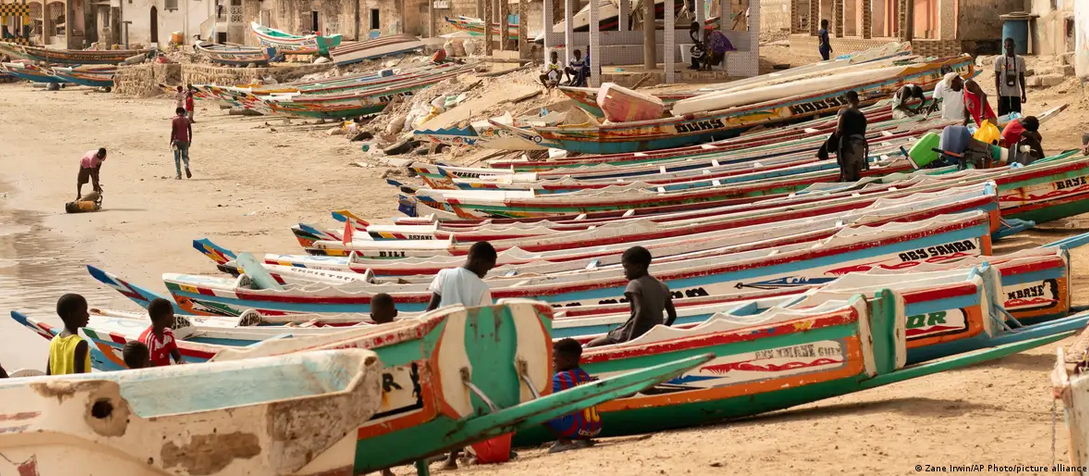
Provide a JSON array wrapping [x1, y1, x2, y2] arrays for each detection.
[[1052, 398, 1058, 468]]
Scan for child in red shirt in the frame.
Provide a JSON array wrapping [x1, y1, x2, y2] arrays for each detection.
[[184, 85, 196, 123], [138, 298, 184, 367]]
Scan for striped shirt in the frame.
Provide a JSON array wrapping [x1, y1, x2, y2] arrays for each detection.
[[138, 327, 178, 367], [547, 368, 603, 439]]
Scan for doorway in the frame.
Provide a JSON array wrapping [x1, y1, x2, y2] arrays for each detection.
[[310, 11, 320, 33], [370, 8, 380, 31], [149, 6, 157, 44]]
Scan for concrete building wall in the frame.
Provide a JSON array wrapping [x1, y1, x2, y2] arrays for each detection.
[[121, 0, 215, 47], [1028, 0, 1074, 55], [761, 0, 790, 33], [957, 0, 1021, 40]]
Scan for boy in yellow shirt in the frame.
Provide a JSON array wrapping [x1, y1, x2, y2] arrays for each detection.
[[47, 294, 91, 375]]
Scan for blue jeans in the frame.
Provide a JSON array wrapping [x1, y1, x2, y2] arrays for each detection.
[[173, 141, 190, 176]]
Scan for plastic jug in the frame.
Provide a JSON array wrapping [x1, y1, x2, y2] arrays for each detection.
[[973, 121, 1001, 146]]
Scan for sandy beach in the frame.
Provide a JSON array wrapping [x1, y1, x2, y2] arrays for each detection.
[[3, 50, 1089, 475]]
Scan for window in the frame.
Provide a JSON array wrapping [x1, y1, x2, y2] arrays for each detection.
[[164, 0, 177, 11], [370, 8, 379, 31]]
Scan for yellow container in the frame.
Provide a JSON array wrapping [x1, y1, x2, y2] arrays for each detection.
[[171, 31, 184, 45]]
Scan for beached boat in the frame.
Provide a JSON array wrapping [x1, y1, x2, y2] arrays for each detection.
[[531, 55, 972, 153], [50, 66, 115, 88], [0, 61, 61, 83], [510, 289, 1072, 444], [250, 21, 342, 55], [1050, 333, 1089, 469], [328, 34, 426, 66], [94, 211, 994, 315], [255, 64, 472, 118], [445, 15, 522, 40], [194, 42, 284, 66], [8, 301, 713, 474], [0, 348, 386, 475], [414, 111, 567, 151], [6, 43, 152, 64]]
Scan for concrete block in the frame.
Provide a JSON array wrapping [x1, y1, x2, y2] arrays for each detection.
[[1027, 74, 1064, 88]]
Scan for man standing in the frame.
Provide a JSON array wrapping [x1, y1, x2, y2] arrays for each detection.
[[816, 91, 867, 182], [994, 37, 1027, 116], [76, 148, 106, 200], [170, 107, 193, 180], [818, 19, 832, 61]]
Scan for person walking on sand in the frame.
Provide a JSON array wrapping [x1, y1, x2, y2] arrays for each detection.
[[76, 147, 106, 200], [184, 85, 196, 123], [995, 37, 1027, 116], [170, 106, 193, 180], [174, 85, 186, 110], [818, 19, 833, 61]]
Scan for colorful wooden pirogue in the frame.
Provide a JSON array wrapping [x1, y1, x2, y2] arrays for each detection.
[[50, 66, 115, 88], [250, 21, 343, 55], [0, 41, 152, 64], [6, 301, 712, 475], [327, 34, 426, 66], [528, 55, 972, 153], [0, 62, 63, 83], [194, 42, 284, 66], [444, 15, 522, 41]]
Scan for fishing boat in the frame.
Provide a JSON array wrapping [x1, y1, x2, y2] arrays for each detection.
[[50, 66, 115, 89], [0, 349, 386, 475], [328, 34, 426, 66], [7, 301, 713, 474], [250, 21, 342, 55], [255, 64, 472, 118], [194, 42, 284, 66], [532, 55, 973, 153], [511, 289, 1072, 445], [0, 62, 62, 83], [93, 211, 994, 315], [6, 43, 152, 64], [414, 111, 567, 151], [1049, 332, 1089, 469], [444, 15, 522, 40]]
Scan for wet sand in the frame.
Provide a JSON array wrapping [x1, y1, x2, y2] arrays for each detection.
[[2, 72, 1089, 475]]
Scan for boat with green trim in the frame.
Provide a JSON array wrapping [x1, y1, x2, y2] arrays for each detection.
[[250, 21, 342, 55]]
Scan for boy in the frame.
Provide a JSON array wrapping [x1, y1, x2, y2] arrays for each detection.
[[688, 22, 706, 70], [995, 37, 1027, 116], [539, 51, 561, 89], [545, 338, 602, 453], [184, 85, 196, 123], [963, 78, 997, 127], [123, 341, 151, 369], [586, 246, 677, 347], [1001, 115, 1043, 164], [47, 293, 91, 375], [170, 106, 193, 180], [564, 49, 587, 87], [891, 84, 925, 119], [175, 85, 186, 110], [818, 19, 832, 61], [139, 298, 184, 367], [371, 293, 398, 324], [77, 147, 106, 201], [426, 241, 498, 311]]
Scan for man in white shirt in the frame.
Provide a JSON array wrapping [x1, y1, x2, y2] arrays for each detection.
[[425, 241, 498, 311], [994, 37, 1027, 116], [928, 72, 968, 123]]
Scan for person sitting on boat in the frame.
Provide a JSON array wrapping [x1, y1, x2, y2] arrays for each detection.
[[123, 341, 151, 369], [544, 338, 602, 453], [586, 246, 677, 348], [963, 78, 997, 127], [565, 49, 589, 87], [817, 91, 868, 182], [426, 241, 498, 471], [926, 71, 969, 123], [370, 293, 398, 325], [701, 25, 736, 71], [540, 50, 562, 89], [76, 147, 106, 201], [47, 294, 91, 375], [139, 298, 185, 367], [891, 84, 925, 119], [1001, 115, 1043, 165]]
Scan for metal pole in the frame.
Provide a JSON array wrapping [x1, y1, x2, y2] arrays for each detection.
[[588, 0, 599, 87], [483, 0, 493, 54], [122, 20, 130, 48], [642, 0, 655, 69], [664, 0, 673, 83], [563, 0, 573, 65]]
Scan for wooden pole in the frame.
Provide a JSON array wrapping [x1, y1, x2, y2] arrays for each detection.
[[483, 0, 493, 55], [498, 0, 508, 50], [589, 0, 599, 86], [517, 0, 527, 59], [642, 0, 655, 69]]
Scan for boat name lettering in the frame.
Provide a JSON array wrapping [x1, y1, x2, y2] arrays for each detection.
[[788, 96, 849, 116], [588, 286, 710, 306], [675, 119, 725, 134], [906, 311, 946, 329], [1008, 284, 1046, 300], [896, 240, 976, 262], [754, 343, 839, 360], [403, 235, 433, 240], [1055, 176, 1088, 190], [378, 251, 407, 258]]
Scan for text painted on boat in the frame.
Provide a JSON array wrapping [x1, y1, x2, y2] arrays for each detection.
[[1056, 176, 1088, 190], [897, 240, 977, 262], [905, 309, 968, 339], [788, 95, 851, 116], [674, 119, 726, 134], [1003, 279, 1059, 311]]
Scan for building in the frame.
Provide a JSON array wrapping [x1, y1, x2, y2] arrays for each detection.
[[776, 0, 1028, 57], [0, 0, 116, 48]]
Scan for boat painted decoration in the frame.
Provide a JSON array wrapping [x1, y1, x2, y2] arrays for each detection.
[[195, 42, 284, 66], [7, 302, 713, 474], [532, 56, 974, 153], [11, 44, 152, 64], [250, 21, 342, 55]]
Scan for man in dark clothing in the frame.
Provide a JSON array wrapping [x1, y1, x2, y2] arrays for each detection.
[[816, 90, 868, 182]]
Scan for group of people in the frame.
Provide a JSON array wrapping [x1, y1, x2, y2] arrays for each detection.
[[541, 48, 592, 88], [815, 34, 1051, 179]]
